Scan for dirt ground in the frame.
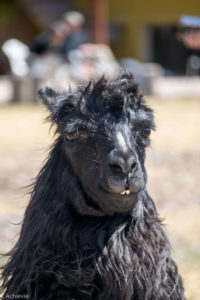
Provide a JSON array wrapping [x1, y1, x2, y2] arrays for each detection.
[[0, 99, 200, 299]]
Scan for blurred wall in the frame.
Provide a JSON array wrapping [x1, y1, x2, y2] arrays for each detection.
[[110, 0, 200, 59], [77, 0, 200, 60], [1, 0, 200, 73]]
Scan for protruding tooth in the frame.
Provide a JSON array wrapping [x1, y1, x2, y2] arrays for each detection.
[[120, 190, 126, 195], [120, 190, 131, 195]]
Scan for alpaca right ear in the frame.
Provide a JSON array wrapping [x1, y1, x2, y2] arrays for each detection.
[[38, 87, 66, 122], [38, 87, 59, 113]]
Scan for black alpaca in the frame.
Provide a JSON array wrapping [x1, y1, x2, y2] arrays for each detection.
[[1, 73, 185, 299]]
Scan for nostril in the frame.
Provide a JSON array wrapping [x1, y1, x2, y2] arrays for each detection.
[[109, 163, 122, 173]]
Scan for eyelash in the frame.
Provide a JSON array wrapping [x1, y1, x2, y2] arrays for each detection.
[[66, 125, 87, 141]]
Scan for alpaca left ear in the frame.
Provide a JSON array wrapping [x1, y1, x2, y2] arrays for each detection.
[[38, 87, 66, 122]]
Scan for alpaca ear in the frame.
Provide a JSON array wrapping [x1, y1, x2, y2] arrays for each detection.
[[38, 87, 60, 114], [38, 87, 67, 122]]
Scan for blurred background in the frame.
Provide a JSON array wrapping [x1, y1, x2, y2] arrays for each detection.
[[0, 1, 200, 299]]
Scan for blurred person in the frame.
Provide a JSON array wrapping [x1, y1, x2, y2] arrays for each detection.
[[177, 15, 200, 49], [176, 15, 200, 75], [29, 21, 68, 56], [177, 27, 200, 50], [28, 21, 71, 97], [60, 11, 88, 57], [28, 11, 88, 86]]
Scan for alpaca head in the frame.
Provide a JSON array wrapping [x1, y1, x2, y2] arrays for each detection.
[[39, 72, 155, 215]]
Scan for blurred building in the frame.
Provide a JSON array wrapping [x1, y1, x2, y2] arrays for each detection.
[[1, 0, 200, 76], [78, 0, 200, 75], [0, 0, 77, 74]]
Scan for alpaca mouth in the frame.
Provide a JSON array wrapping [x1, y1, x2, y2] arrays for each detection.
[[85, 182, 141, 214], [119, 182, 133, 196], [100, 184, 136, 197]]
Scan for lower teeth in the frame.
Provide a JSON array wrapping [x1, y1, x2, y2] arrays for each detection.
[[120, 190, 131, 195]]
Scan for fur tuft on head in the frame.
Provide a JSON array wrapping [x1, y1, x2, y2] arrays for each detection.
[[38, 72, 145, 124]]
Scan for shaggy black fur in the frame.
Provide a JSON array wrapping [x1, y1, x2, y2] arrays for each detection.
[[1, 72, 185, 299]]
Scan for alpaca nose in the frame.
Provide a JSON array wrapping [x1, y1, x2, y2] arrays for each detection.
[[108, 153, 137, 175]]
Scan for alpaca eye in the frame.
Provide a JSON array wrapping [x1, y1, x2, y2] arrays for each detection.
[[66, 127, 87, 141], [66, 130, 81, 141], [141, 128, 151, 138]]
